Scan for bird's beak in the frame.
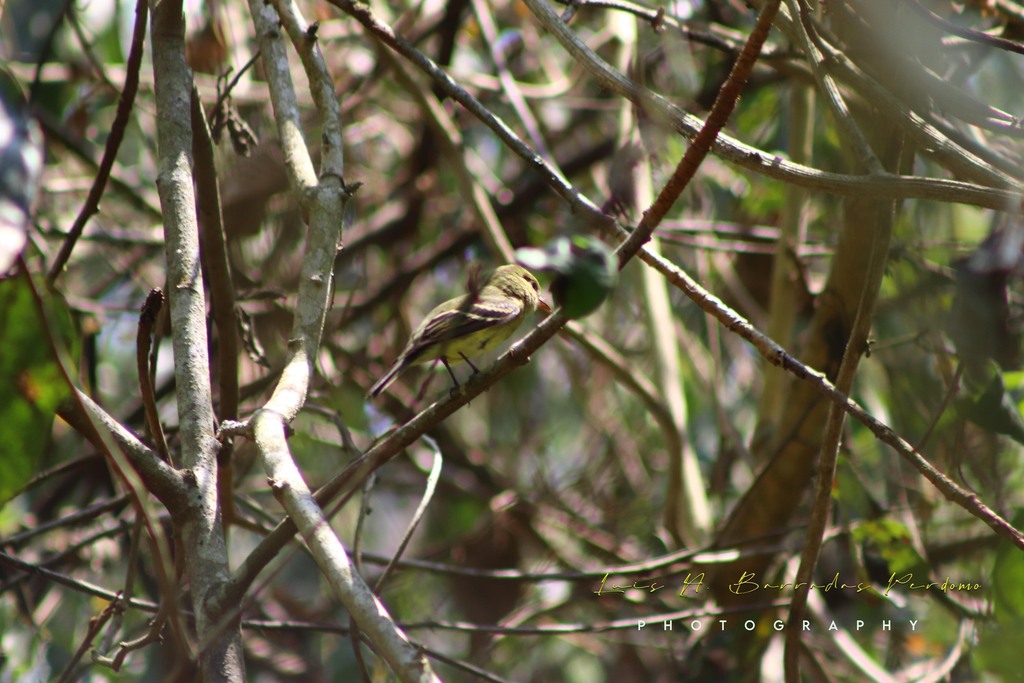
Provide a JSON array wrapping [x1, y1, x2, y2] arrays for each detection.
[[538, 298, 552, 312]]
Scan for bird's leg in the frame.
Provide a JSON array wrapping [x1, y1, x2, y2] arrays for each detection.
[[441, 358, 461, 389], [459, 352, 481, 374], [442, 358, 470, 400]]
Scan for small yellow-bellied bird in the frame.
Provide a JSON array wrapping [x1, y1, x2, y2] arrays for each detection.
[[367, 264, 550, 398]]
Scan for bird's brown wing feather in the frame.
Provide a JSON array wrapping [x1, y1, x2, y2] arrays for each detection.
[[405, 298, 522, 363]]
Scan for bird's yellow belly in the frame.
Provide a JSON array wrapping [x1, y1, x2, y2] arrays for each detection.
[[436, 324, 520, 363]]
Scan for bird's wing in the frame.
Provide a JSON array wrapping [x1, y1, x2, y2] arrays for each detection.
[[408, 296, 523, 359]]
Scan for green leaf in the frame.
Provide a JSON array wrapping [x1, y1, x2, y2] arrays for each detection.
[[0, 274, 77, 503], [852, 518, 930, 577]]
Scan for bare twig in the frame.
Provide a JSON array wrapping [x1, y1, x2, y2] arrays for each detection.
[[374, 448, 443, 593], [904, 0, 1024, 57], [210, 50, 262, 121], [47, 0, 149, 284], [784, 168, 896, 680], [136, 289, 169, 461], [55, 599, 118, 683], [110, 601, 173, 670], [0, 550, 159, 611]]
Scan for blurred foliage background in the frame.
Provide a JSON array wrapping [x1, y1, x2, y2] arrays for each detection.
[[2, 0, 1024, 680]]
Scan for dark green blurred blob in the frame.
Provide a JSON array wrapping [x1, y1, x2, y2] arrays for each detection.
[[0, 274, 78, 503], [948, 219, 1024, 445], [515, 236, 617, 319], [954, 363, 1024, 446]]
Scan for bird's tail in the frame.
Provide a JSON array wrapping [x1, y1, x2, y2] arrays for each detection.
[[367, 358, 406, 398]]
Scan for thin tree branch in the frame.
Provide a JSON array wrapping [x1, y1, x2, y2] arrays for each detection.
[[784, 140, 898, 680], [0, 550, 160, 611], [634, 247, 1024, 551], [190, 85, 241, 525], [54, 598, 118, 683], [267, 0, 345, 179], [47, 0, 149, 285], [59, 391, 186, 506], [373, 449, 442, 593], [150, 0, 245, 677], [235, 0, 436, 680]]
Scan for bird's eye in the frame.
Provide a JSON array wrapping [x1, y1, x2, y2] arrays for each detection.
[[531, 280, 539, 292]]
